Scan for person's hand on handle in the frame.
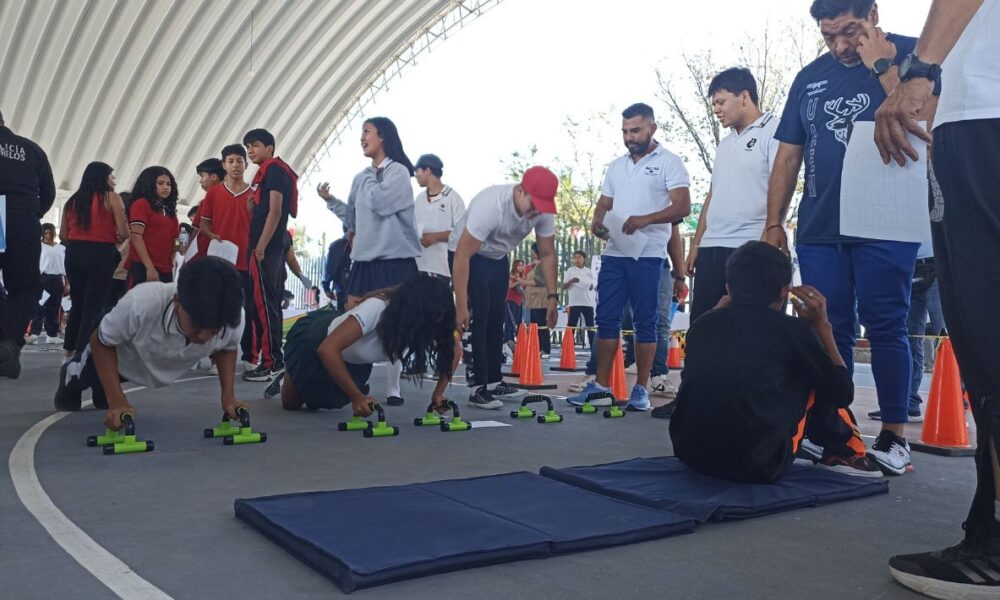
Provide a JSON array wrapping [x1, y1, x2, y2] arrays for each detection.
[[222, 398, 249, 421], [432, 391, 450, 414], [104, 404, 136, 431], [351, 396, 377, 418]]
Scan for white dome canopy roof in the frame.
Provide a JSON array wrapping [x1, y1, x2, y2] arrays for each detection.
[[0, 0, 500, 205]]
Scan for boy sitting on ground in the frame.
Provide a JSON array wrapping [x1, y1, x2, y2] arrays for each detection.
[[668, 241, 881, 481], [54, 257, 247, 429]]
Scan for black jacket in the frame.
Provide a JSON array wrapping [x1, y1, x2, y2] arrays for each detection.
[[0, 125, 56, 216]]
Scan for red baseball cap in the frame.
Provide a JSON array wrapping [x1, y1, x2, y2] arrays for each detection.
[[521, 166, 558, 214]]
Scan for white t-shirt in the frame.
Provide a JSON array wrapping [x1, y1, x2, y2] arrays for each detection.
[[414, 186, 465, 277], [449, 184, 556, 260], [39, 242, 66, 275], [327, 297, 390, 365], [935, 0, 1000, 128], [600, 143, 690, 259], [701, 113, 780, 248], [563, 266, 595, 307], [97, 282, 243, 388]]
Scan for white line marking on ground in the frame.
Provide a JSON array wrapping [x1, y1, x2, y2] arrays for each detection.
[[8, 375, 215, 599]]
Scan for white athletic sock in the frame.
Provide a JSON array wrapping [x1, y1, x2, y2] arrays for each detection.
[[386, 360, 403, 398]]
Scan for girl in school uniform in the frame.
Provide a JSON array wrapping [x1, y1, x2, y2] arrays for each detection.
[[273, 274, 459, 416], [126, 166, 180, 286]]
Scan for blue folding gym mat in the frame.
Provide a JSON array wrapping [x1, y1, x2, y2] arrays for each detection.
[[235, 472, 695, 593], [416, 472, 696, 553], [539, 457, 888, 523]]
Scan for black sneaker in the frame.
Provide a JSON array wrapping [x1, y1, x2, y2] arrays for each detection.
[[890, 533, 1000, 598], [868, 430, 912, 476], [386, 396, 405, 406], [263, 374, 282, 399], [817, 453, 884, 478], [491, 381, 520, 398], [468, 386, 502, 410], [243, 364, 282, 382], [867, 407, 924, 423], [0, 339, 22, 379], [53, 361, 82, 411], [650, 401, 676, 419]]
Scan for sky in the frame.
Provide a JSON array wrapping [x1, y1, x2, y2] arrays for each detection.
[[292, 0, 932, 254]]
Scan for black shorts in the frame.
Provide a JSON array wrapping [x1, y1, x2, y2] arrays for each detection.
[[346, 257, 418, 297], [284, 307, 372, 410]]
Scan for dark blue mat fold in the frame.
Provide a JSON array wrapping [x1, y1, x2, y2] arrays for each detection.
[[236, 472, 694, 592], [417, 472, 696, 553], [539, 457, 888, 522]]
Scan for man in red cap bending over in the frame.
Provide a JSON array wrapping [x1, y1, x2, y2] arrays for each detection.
[[450, 166, 559, 410]]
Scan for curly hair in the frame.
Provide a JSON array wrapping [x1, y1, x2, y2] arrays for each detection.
[[129, 166, 178, 217], [374, 274, 456, 379]]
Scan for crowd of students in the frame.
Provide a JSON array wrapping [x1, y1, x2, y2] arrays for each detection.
[[1, 0, 998, 596]]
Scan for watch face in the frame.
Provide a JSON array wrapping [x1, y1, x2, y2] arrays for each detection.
[[874, 58, 893, 75]]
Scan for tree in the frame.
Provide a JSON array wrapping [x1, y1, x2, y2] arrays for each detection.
[[654, 18, 823, 229]]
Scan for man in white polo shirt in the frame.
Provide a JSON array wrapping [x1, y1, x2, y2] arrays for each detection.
[[685, 67, 780, 322], [450, 166, 559, 409], [413, 154, 465, 279], [568, 102, 691, 411]]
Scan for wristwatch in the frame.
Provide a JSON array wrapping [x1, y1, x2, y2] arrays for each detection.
[[871, 57, 894, 78], [547, 293, 559, 300], [671, 271, 685, 281], [898, 53, 942, 82]]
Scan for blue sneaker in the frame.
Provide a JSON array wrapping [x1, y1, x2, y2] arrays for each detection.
[[567, 382, 613, 407], [627, 385, 650, 411]]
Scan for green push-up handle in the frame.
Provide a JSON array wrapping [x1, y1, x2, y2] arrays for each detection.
[[338, 416, 373, 432], [414, 401, 443, 427], [439, 400, 471, 432], [362, 403, 399, 438], [576, 391, 613, 415], [537, 411, 564, 424], [204, 420, 242, 439], [96, 413, 154, 455], [224, 430, 267, 445], [511, 406, 535, 419], [603, 404, 626, 419], [516, 395, 561, 424]]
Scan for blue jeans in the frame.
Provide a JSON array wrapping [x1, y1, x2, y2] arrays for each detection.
[[652, 264, 680, 377], [796, 241, 918, 424], [595, 256, 662, 343], [908, 278, 945, 408]]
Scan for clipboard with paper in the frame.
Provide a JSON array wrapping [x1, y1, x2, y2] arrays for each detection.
[[602, 210, 648, 260], [838, 121, 931, 243]]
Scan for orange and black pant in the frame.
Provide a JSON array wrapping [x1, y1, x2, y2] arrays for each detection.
[[791, 392, 868, 463], [248, 251, 285, 370]]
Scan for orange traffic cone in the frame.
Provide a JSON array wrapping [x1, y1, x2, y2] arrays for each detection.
[[667, 333, 683, 369], [912, 338, 974, 456], [552, 327, 583, 372], [514, 324, 557, 390], [504, 323, 528, 378], [608, 338, 629, 401]]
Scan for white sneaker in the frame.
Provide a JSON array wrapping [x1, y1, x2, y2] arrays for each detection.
[[25, 334, 39, 344], [209, 364, 219, 375], [648, 375, 678, 398], [241, 361, 257, 372], [868, 431, 912, 476], [45, 336, 64, 345], [625, 363, 638, 375], [567, 374, 595, 393]]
